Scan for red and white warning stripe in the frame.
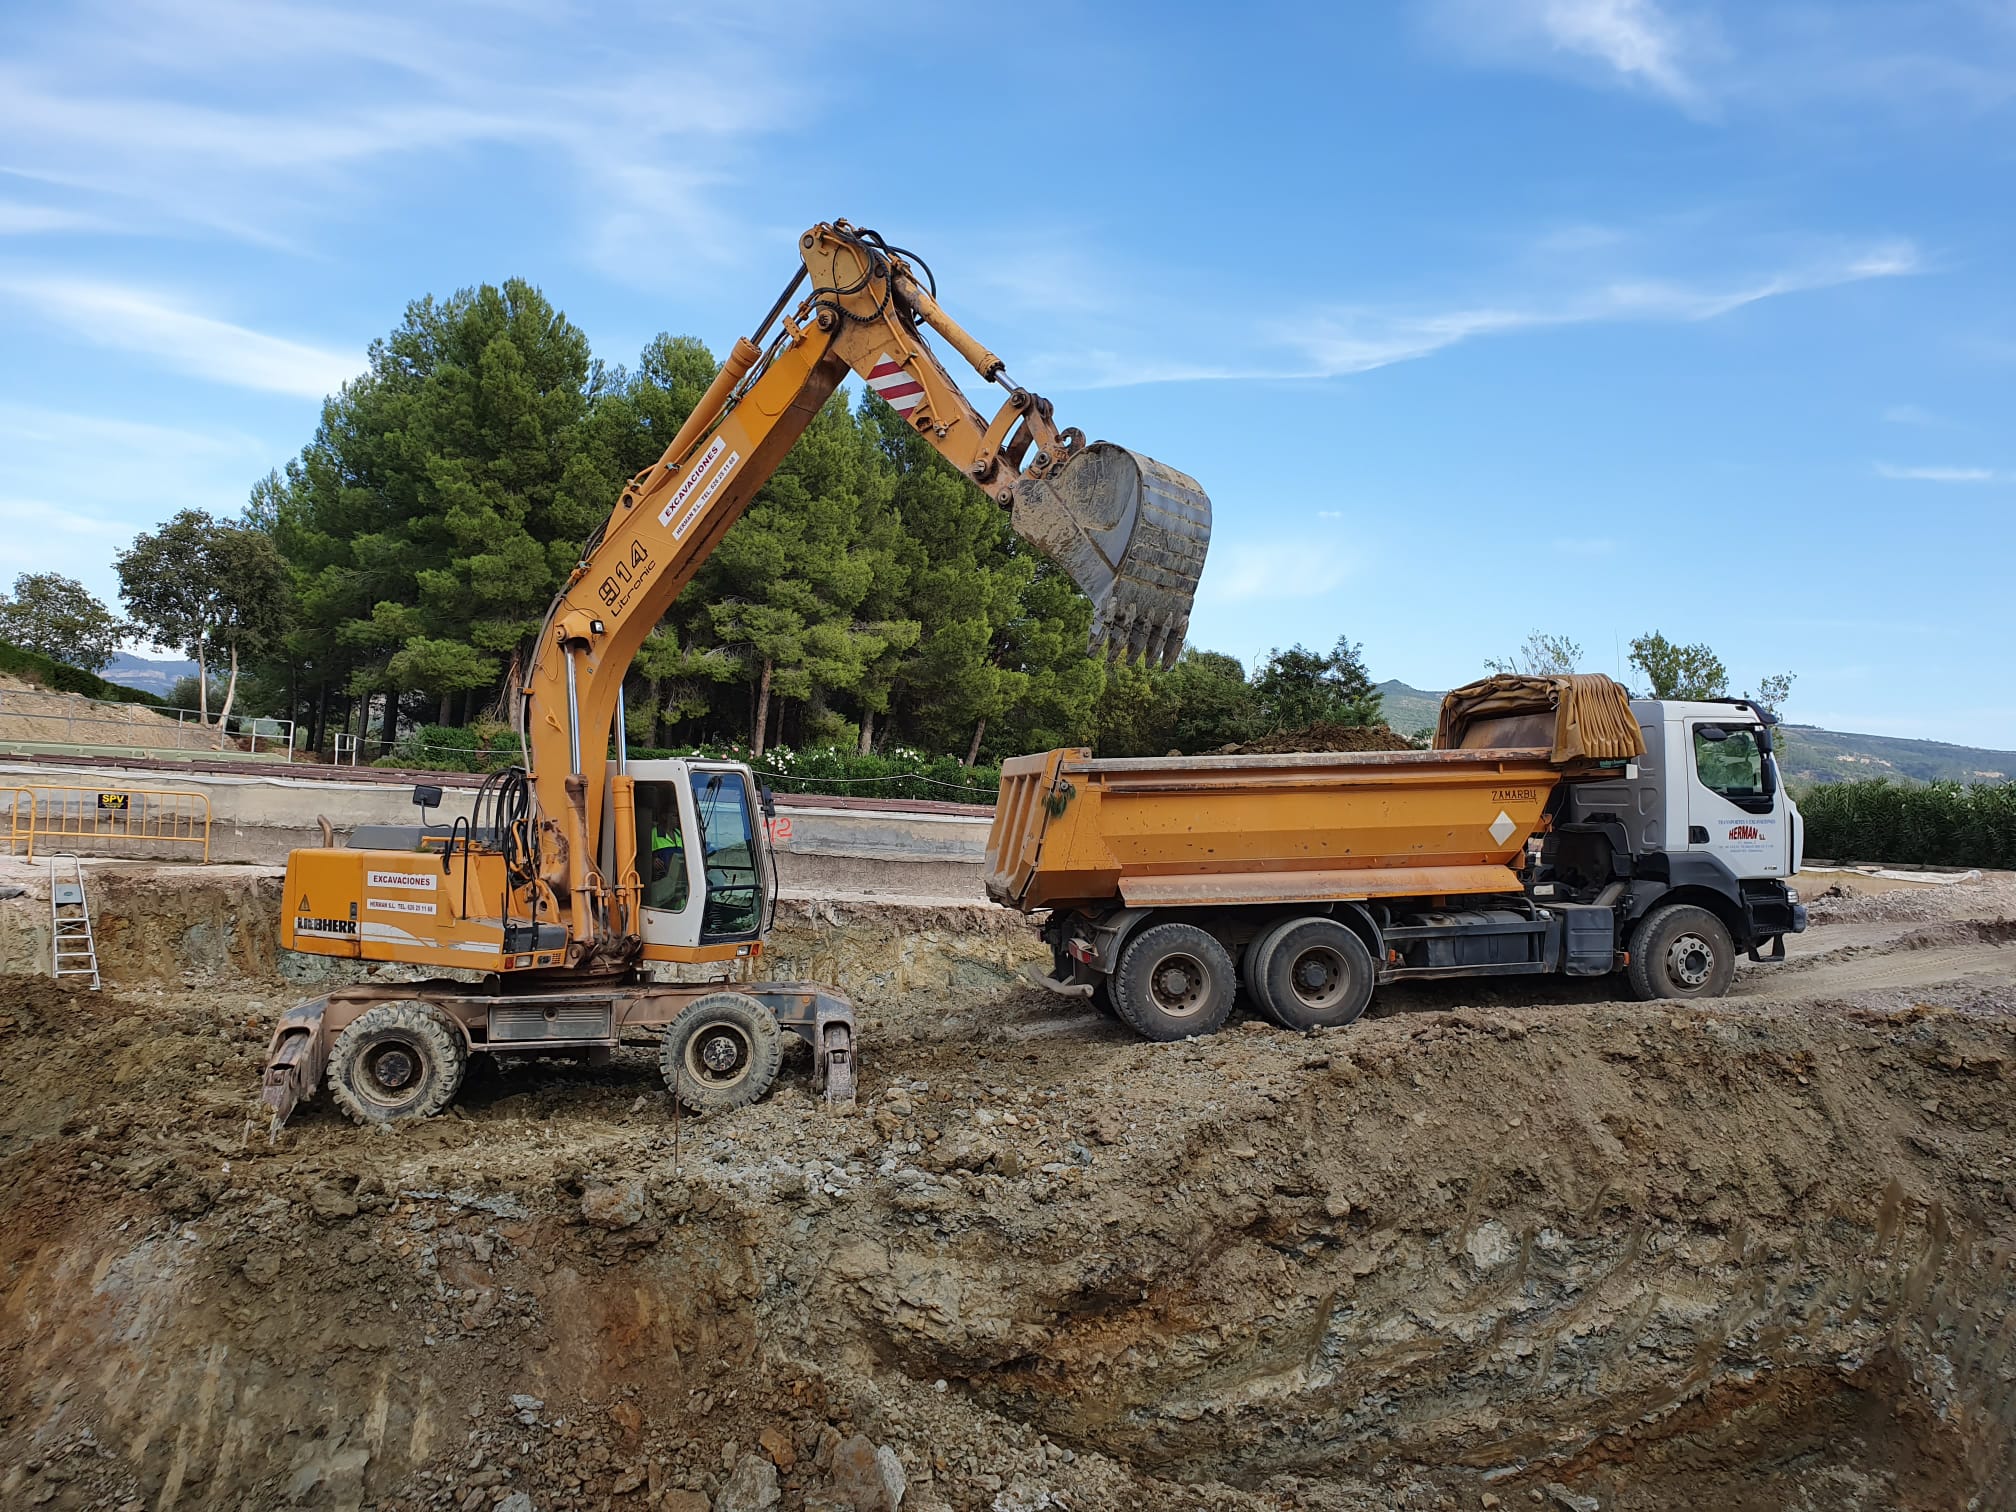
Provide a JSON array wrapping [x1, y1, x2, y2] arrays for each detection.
[[865, 354, 926, 415]]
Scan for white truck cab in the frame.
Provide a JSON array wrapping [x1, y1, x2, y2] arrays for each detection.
[[1552, 697, 1807, 985]]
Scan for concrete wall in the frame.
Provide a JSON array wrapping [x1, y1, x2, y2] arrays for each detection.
[[0, 759, 994, 903]]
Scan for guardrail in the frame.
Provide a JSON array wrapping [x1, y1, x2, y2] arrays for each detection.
[[0, 689, 295, 762], [5, 784, 213, 862]]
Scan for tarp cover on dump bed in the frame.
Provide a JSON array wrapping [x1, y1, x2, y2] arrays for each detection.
[[1434, 673, 1644, 764]]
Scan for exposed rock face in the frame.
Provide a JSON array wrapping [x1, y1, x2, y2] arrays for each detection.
[[1, 865, 2012, 1509]]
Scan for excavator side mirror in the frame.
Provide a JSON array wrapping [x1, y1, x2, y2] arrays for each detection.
[[759, 785, 778, 820], [412, 784, 445, 811]]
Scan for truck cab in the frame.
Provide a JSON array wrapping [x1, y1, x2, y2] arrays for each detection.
[[1549, 697, 1806, 967]]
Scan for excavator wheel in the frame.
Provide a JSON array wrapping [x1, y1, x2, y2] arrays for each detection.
[[660, 992, 784, 1115], [327, 1001, 467, 1124]]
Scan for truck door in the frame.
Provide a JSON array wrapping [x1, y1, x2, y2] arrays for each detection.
[[1685, 720, 1787, 878]]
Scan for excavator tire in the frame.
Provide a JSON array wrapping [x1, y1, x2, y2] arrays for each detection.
[[327, 1001, 467, 1124], [1111, 922, 1236, 1042], [661, 992, 783, 1115]]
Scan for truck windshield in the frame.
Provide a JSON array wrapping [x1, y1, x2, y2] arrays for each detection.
[[691, 770, 763, 939], [1694, 726, 1768, 802]]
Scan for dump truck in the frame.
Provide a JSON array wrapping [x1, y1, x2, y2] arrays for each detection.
[[985, 674, 1807, 1040]]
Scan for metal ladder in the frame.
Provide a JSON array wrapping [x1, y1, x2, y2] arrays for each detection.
[[49, 853, 101, 991]]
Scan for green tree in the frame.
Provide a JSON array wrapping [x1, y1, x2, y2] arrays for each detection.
[[1485, 631, 1582, 677], [117, 509, 291, 738], [1253, 636, 1381, 730], [1747, 671, 1795, 718], [1629, 632, 1729, 700], [1165, 649, 1258, 752], [0, 572, 128, 670], [274, 279, 621, 727]]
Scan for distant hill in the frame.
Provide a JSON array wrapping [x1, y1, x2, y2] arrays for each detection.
[[1373, 679, 2012, 787], [103, 650, 200, 697]]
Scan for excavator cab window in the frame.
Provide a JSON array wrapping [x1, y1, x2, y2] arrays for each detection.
[[691, 770, 765, 941], [636, 784, 691, 913]]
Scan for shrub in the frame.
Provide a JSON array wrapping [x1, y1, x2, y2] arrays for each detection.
[[1799, 779, 2016, 869], [0, 638, 166, 706], [382, 727, 1004, 802]]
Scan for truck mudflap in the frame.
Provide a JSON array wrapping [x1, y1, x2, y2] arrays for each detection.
[[261, 995, 331, 1135]]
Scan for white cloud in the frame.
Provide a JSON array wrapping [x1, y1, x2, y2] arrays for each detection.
[[0, 277, 359, 398], [1881, 403, 1952, 428], [1874, 462, 2011, 483], [0, 200, 106, 235], [1316, 509, 1347, 520], [1421, 0, 1712, 111], [1044, 239, 1917, 391], [1199, 542, 1353, 605], [0, 2, 816, 271]]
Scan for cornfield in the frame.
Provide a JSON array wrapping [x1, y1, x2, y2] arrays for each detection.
[[1799, 779, 2016, 869]]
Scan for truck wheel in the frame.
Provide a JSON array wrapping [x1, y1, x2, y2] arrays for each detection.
[[1253, 917, 1376, 1030], [327, 1001, 467, 1124], [1112, 923, 1236, 1041], [660, 992, 783, 1114], [1627, 904, 1736, 1000], [1241, 918, 1295, 1008]]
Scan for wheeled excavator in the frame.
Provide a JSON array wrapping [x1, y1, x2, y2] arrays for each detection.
[[261, 221, 1211, 1128]]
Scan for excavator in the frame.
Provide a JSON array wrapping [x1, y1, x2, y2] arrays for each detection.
[[261, 221, 1211, 1129]]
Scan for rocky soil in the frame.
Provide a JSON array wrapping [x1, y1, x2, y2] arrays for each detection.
[[1, 866, 2012, 1512]]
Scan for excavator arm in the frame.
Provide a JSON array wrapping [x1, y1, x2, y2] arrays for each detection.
[[521, 221, 1212, 963]]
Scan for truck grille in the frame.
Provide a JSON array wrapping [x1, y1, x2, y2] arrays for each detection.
[[488, 1003, 614, 1043]]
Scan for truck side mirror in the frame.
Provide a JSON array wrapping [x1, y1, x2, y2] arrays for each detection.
[[1695, 725, 1728, 743], [760, 785, 778, 819]]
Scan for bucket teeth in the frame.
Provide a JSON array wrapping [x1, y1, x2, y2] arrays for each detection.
[[1010, 443, 1210, 671]]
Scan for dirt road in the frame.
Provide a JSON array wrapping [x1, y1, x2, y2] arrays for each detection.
[[1, 866, 2011, 1511]]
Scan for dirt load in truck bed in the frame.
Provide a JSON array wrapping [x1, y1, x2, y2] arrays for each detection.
[[1210, 721, 1416, 755], [0, 864, 2013, 1511]]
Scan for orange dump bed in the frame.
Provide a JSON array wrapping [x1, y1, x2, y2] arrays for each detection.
[[986, 746, 1576, 913]]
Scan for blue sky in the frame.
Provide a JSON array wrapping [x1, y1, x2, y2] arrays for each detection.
[[1, 0, 2011, 744]]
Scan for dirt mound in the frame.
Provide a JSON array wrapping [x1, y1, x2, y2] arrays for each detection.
[[3, 883, 2015, 1509], [0, 670, 241, 753], [1211, 722, 1417, 755]]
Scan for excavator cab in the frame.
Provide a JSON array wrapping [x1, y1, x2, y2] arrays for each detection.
[[615, 759, 773, 960]]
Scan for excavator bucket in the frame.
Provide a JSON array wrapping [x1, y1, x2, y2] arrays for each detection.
[[1010, 443, 1211, 669]]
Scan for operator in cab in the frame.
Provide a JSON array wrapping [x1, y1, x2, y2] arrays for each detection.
[[645, 793, 688, 911]]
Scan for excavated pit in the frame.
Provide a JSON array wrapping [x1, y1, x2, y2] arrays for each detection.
[[1, 863, 2014, 1512]]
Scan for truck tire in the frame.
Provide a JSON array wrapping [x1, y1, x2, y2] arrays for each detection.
[[1627, 904, 1736, 1001], [1252, 917, 1376, 1030], [1111, 922, 1237, 1041], [327, 1001, 467, 1124], [661, 992, 783, 1114], [1241, 917, 1295, 1009]]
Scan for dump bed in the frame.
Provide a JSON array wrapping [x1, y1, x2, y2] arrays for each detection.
[[986, 746, 1577, 911], [984, 674, 1644, 913]]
